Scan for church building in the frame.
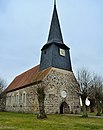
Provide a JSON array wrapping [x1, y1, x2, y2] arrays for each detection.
[[5, 1, 80, 114]]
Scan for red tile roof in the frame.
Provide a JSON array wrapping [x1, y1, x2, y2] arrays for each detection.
[[6, 65, 51, 93], [6, 65, 39, 92]]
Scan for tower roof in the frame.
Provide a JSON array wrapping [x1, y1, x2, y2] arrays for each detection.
[[47, 1, 63, 44]]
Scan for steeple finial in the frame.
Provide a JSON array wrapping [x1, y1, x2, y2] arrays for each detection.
[[54, 0, 56, 6]]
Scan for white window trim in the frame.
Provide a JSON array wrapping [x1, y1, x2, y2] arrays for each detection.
[[11, 93, 14, 104], [16, 92, 19, 105], [22, 91, 26, 104]]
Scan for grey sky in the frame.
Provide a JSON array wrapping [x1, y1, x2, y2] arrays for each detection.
[[0, 0, 103, 84]]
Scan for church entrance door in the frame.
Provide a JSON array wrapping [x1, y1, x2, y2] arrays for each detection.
[[60, 102, 70, 114]]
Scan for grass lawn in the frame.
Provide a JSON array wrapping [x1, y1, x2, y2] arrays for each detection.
[[0, 112, 103, 130]]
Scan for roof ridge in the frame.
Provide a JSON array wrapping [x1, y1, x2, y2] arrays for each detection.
[[16, 64, 40, 78]]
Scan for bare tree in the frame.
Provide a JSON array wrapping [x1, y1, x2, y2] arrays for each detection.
[[88, 84, 96, 113], [90, 74, 103, 116], [0, 78, 6, 93], [25, 81, 47, 119], [77, 68, 103, 116], [37, 83, 47, 119], [89, 98, 95, 113], [101, 93, 103, 114], [0, 77, 7, 111], [77, 68, 91, 117]]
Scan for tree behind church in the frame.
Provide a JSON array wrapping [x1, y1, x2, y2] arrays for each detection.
[[77, 68, 103, 117], [76, 68, 91, 117], [0, 78, 5, 93], [0, 77, 7, 111], [89, 74, 103, 116]]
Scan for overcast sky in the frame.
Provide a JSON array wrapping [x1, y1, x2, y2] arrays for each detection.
[[0, 0, 103, 85]]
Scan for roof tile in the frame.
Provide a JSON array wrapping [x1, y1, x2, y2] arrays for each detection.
[[6, 65, 51, 92]]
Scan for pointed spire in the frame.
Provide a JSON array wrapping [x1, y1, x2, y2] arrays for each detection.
[[47, 0, 63, 44]]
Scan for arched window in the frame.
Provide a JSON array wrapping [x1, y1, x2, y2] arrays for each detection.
[[16, 94, 19, 104], [9, 95, 11, 104], [11, 93, 14, 104], [16, 91, 19, 104], [22, 92, 26, 104]]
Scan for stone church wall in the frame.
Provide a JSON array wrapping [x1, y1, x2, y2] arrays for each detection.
[[6, 68, 80, 114], [6, 85, 39, 113], [44, 68, 80, 114]]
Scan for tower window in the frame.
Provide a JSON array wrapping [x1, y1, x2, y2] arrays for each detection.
[[44, 50, 46, 54]]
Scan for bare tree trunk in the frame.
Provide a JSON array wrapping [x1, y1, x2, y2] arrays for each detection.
[[90, 106, 95, 113], [81, 96, 88, 117], [37, 87, 47, 119], [102, 106, 103, 114], [0, 94, 6, 112], [89, 99, 95, 113], [102, 107, 103, 114], [101, 101, 103, 114], [37, 100, 47, 119], [96, 99, 101, 116]]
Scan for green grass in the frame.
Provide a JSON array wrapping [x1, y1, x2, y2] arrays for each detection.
[[0, 112, 103, 130]]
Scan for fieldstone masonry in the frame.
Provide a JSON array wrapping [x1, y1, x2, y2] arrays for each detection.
[[6, 68, 80, 114]]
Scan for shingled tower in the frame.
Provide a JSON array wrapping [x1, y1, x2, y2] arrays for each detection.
[[40, 1, 72, 71]]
